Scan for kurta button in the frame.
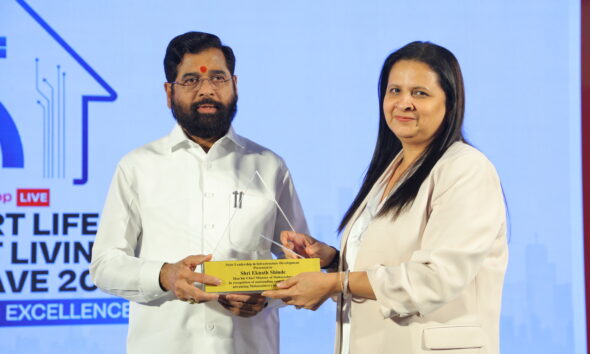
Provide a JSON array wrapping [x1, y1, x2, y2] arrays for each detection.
[[206, 323, 215, 331]]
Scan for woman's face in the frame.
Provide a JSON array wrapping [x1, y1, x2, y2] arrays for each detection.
[[383, 60, 446, 151]]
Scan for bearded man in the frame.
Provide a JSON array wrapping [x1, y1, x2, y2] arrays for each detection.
[[90, 32, 308, 354]]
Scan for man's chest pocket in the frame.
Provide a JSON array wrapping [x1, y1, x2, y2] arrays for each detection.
[[226, 193, 277, 252]]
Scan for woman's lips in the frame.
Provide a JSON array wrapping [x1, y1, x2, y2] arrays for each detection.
[[394, 115, 415, 122]]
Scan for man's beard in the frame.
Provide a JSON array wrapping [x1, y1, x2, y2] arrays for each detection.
[[171, 94, 238, 140]]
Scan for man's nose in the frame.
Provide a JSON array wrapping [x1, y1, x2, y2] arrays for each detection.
[[197, 78, 216, 96]]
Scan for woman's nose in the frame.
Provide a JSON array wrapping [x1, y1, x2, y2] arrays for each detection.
[[395, 96, 415, 111]]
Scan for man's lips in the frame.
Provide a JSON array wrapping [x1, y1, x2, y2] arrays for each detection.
[[196, 104, 218, 113]]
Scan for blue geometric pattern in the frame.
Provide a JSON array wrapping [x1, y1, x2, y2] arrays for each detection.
[[16, 0, 117, 185], [0, 37, 6, 58], [0, 102, 24, 168]]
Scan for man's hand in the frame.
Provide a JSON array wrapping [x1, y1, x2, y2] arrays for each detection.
[[280, 231, 337, 268], [159, 254, 221, 304], [218, 293, 268, 317]]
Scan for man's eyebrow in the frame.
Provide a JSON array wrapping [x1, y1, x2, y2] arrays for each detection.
[[208, 69, 229, 76], [180, 70, 229, 80]]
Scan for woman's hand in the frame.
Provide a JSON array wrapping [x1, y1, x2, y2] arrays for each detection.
[[262, 272, 341, 311], [280, 231, 338, 268]]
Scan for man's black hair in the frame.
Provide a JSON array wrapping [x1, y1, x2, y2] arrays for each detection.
[[164, 31, 235, 82]]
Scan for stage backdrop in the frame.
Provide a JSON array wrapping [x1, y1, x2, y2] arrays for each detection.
[[0, 0, 584, 353]]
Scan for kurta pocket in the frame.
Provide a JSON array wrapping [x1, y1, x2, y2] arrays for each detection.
[[226, 193, 275, 252]]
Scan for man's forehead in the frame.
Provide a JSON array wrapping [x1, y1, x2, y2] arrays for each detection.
[[177, 49, 229, 73]]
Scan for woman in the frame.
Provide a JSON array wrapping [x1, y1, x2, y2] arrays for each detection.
[[262, 42, 508, 354]]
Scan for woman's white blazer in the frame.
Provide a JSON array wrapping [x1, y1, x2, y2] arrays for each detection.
[[336, 142, 508, 354]]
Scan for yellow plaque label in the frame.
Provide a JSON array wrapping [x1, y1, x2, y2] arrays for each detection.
[[203, 258, 320, 293]]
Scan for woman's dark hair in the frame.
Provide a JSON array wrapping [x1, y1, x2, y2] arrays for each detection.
[[164, 31, 235, 82], [339, 41, 466, 232]]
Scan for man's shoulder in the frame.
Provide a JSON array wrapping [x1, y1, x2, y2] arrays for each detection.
[[118, 133, 172, 168], [236, 134, 287, 168]]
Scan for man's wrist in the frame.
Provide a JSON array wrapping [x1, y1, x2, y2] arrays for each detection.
[[158, 263, 168, 292], [321, 247, 340, 270]]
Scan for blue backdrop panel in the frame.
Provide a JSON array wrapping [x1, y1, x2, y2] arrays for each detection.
[[0, 1, 583, 353]]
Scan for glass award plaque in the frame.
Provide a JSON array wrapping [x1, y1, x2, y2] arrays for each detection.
[[203, 171, 319, 293], [204, 258, 319, 293]]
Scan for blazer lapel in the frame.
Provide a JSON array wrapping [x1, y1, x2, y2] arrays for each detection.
[[340, 151, 404, 258], [335, 152, 403, 354]]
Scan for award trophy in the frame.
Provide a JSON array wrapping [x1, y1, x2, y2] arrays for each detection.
[[203, 171, 319, 293]]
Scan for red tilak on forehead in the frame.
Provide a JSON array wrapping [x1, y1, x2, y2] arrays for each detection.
[[200, 66, 207, 73]]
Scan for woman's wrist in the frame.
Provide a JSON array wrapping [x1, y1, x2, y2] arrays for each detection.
[[341, 270, 350, 298], [330, 272, 343, 295]]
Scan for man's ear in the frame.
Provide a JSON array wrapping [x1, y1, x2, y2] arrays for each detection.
[[164, 82, 172, 108], [232, 75, 238, 96]]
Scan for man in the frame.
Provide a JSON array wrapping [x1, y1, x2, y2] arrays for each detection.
[[90, 32, 308, 354]]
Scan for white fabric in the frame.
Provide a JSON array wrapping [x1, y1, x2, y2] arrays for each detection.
[[341, 154, 403, 354], [90, 124, 308, 354], [335, 142, 507, 354]]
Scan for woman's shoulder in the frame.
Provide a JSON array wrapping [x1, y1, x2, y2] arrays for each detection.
[[433, 141, 500, 181], [440, 141, 493, 166]]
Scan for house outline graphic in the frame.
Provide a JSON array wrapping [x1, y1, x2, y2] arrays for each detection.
[[0, 0, 117, 185]]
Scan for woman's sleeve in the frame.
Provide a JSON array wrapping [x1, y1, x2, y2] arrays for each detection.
[[365, 151, 506, 318]]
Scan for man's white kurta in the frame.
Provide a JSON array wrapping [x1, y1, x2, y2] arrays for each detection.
[[90, 124, 308, 354]]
